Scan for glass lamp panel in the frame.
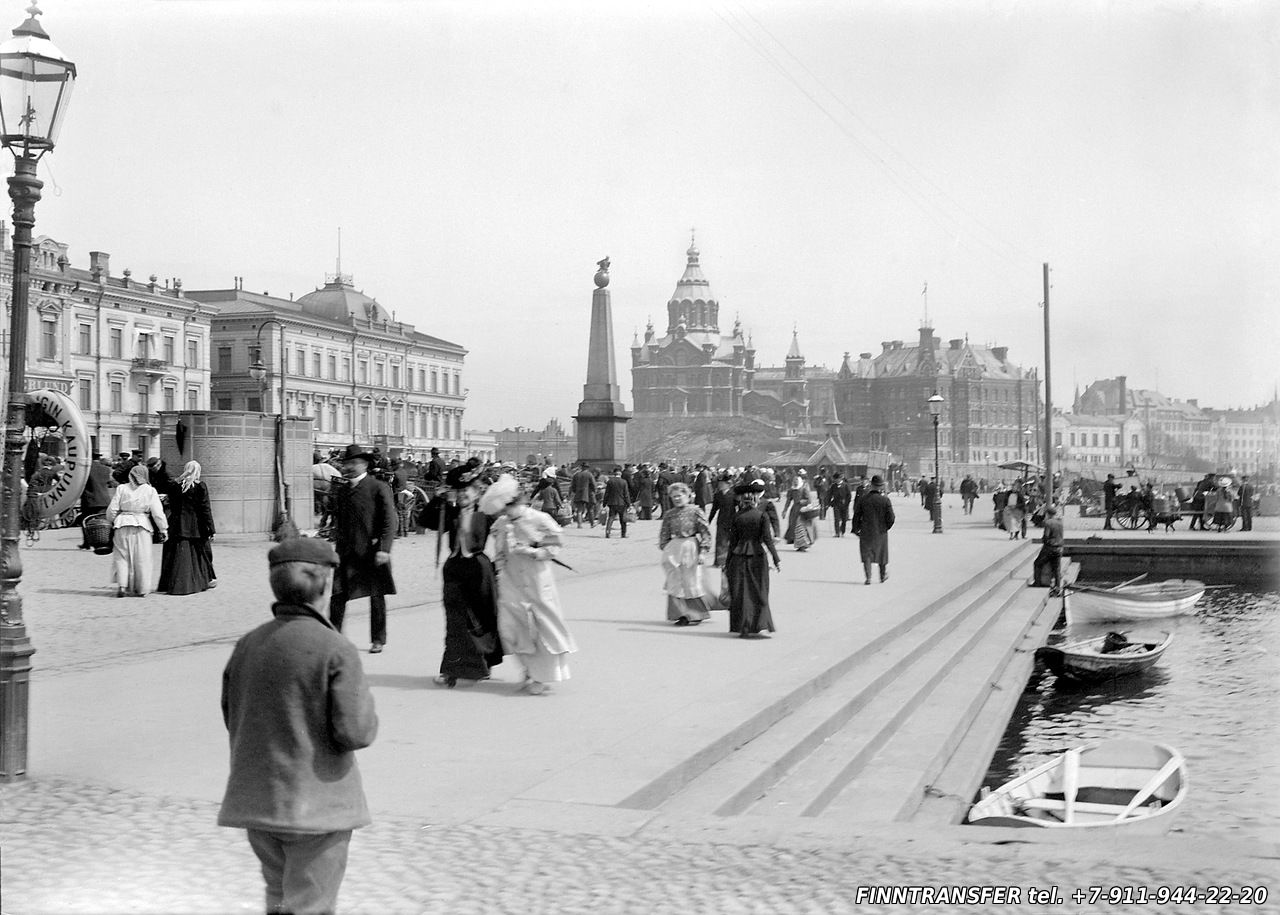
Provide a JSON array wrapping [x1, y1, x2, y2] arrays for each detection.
[[0, 33, 76, 152]]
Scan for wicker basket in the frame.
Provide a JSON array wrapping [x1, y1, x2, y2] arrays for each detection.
[[83, 513, 113, 553]]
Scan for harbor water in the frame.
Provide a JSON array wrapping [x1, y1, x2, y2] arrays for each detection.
[[983, 585, 1280, 841]]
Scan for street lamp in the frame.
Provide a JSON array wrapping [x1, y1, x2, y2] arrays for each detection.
[[247, 319, 294, 539], [928, 391, 944, 534], [1022, 427, 1032, 464], [0, 2, 76, 781]]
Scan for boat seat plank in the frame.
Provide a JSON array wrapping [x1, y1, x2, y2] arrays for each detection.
[[1021, 798, 1154, 816]]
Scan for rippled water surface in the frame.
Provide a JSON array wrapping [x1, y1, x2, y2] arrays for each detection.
[[985, 586, 1280, 841]]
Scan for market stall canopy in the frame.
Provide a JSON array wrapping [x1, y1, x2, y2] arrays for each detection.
[[998, 460, 1043, 473]]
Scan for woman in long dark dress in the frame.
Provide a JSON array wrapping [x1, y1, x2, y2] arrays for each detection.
[[434, 467, 504, 687], [158, 461, 216, 595], [725, 482, 781, 638]]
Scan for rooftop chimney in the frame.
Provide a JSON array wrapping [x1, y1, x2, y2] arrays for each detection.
[[1117, 375, 1128, 415], [859, 352, 872, 360], [89, 251, 109, 281], [881, 341, 893, 353], [949, 338, 963, 350]]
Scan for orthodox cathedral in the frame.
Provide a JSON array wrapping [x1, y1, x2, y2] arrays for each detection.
[[629, 239, 834, 436]]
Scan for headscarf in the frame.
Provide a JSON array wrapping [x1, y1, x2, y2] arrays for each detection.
[[177, 461, 202, 493], [128, 464, 150, 487]]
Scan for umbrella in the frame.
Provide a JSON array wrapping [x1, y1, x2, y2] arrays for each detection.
[[997, 460, 1042, 474]]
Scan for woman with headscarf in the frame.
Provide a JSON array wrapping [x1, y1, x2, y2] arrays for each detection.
[[783, 471, 816, 552], [658, 482, 713, 626], [158, 460, 217, 595], [531, 468, 564, 522], [105, 464, 168, 597], [725, 481, 781, 638], [481, 474, 577, 695]]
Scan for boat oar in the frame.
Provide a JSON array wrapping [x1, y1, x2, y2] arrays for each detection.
[[1116, 754, 1183, 820], [1061, 748, 1081, 825], [1106, 573, 1149, 592]]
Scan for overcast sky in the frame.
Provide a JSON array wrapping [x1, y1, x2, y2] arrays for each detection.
[[29, 0, 1280, 430]]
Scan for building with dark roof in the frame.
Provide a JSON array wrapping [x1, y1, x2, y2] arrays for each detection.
[[190, 272, 468, 459], [629, 240, 833, 435], [833, 326, 1040, 477]]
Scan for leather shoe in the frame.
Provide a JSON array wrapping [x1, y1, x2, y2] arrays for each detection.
[[370, 642, 383, 654], [880, 572, 889, 583]]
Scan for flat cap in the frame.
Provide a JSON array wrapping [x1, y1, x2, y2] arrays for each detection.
[[268, 537, 340, 567]]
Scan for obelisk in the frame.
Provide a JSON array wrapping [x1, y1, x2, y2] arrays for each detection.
[[575, 256, 630, 467]]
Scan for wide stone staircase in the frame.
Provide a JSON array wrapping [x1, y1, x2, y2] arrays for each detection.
[[629, 543, 1063, 833]]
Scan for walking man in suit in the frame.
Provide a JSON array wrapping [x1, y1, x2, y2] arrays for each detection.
[[1238, 475, 1255, 532], [570, 461, 597, 528], [828, 472, 852, 537], [851, 475, 895, 585], [328, 444, 398, 653], [603, 466, 631, 538]]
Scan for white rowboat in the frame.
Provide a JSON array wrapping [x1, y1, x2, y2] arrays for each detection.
[[967, 739, 1187, 832], [1064, 579, 1205, 625]]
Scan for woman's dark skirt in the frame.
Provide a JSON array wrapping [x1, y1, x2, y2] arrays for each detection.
[[158, 537, 214, 595], [725, 553, 774, 635], [440, 553, 504, 679]]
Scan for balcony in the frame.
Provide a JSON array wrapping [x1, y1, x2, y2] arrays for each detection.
[[132, 412, 161, 430], [130, 357, 170, 378]]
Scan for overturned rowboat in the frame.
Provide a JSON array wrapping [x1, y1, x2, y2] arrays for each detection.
[[1064, 579, 1205, 625], [967, 739, 1187, 831], [1036, 631, 1172, 684]]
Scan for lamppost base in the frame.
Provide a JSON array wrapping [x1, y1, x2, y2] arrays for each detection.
[[931, 500, 943, 534]]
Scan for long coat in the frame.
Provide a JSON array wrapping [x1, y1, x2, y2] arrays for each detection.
[[164, 480, 215, 540], [603, 475, 631, 509], [218, 602, 378, 832], [80, 460, 113, 512], [330, 474, 398, 600], [851, 489, 895, 564]]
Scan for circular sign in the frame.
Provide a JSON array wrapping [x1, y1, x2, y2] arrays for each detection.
[[26, 388, 91, 519]]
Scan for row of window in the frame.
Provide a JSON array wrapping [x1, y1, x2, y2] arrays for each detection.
[[213, 394, 464, 440], [1053, 432, 1142, 449], [219, 343, 461, 394], [75, 377, 202, 413], [47, 320, 205, 368]]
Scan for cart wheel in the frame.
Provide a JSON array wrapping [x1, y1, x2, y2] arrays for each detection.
[[1116, 507, 1143, 530]]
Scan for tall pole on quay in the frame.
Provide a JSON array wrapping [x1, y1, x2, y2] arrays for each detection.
[[249, 319, 292, 538], [1042, 263, 1054, 507], [928, 391, 944, 533], [0, 3, 77, 780]]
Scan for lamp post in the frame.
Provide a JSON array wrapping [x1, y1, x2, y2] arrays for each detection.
[[248, 319, 292, 538], [928, 391, 944, 534], [1022, 427, 1032, 464], [0, 3, 76, 781]]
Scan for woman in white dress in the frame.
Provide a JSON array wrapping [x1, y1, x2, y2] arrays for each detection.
[[480, 474, 577, 695], [659, 482, 713, 626], [105, 463, 168, 597]]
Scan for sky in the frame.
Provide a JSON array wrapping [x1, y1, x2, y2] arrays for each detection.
[[25, 0, 1280, 430]]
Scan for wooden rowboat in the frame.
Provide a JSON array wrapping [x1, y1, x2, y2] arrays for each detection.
[[1064, 578, 1205, 625], [1035, 631, 1172, 684], [968, 739, 1187, 832]]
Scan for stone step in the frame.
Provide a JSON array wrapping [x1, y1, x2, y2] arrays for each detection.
[[818, 579, 1055, 824], [648, 549, 1031, 822], [738, 575, 1025, 820]]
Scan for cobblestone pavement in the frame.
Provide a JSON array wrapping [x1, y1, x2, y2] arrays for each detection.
[[4, 778, 1275, 915], [6, 498, 1278, 914]]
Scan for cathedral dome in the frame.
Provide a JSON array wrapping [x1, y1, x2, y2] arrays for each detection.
[[297, 276, 390, 323]]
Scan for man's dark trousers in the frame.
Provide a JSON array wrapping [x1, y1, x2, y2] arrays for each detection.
[[606, 507, 628, 538], [329, 594, 387, 646]]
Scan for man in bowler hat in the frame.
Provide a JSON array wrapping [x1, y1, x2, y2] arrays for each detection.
[[219, 537, 378, 914], [851, 475, 895, 585], [328, 444, 398, 653]]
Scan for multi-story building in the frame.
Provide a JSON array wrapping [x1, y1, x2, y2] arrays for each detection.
[[0, 236, 215, 458], [833, 326, 1039, 477], [629, 240, 834, 434], [1202, 399, 1280, 476], [1077, 376, 1213, 466], [492, 418, 577, 465], [190, 272, 467, 460], [1050, 410, 1148, 468]]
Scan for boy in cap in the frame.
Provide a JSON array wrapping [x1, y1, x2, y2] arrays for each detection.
[[219, 537, 378, 915]]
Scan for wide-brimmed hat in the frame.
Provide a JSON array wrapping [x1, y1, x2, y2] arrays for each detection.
[[478, 474, 521, 515], [445, 464, 484, 489], [341, 443, 376, 462], [870, 475, 884, 488]]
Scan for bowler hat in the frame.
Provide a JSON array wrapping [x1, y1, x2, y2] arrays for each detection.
[[268, 537, 339, 567], [340, 443, 376, 463], [870, 475, 884, 487]]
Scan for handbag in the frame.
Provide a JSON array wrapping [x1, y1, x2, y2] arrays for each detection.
[[799, 502, 821, 520], [466, 609, 497, 656], [152, 529, 166, 544]]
